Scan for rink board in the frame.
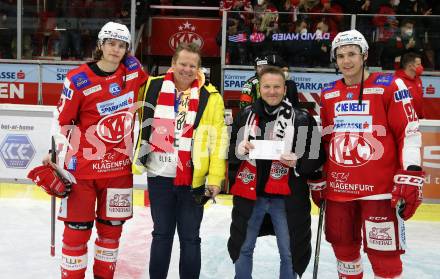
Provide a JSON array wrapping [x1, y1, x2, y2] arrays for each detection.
[[1, 183, 438, 222]]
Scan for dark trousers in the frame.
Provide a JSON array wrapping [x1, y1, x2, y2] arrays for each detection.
[[148, 176, 204, 279]]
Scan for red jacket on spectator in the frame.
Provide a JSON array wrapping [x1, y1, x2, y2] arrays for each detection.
[[372, 5, 398, 42], [220, 0, 252, 13], [303, 1, 343, 35], [394, 69, 424, 119]]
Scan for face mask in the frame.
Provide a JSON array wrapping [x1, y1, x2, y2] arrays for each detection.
[[315, 29, 323, 36], [415, 65, 424, 76], [300, 28, 307, 34], [284, 71, 290, 80], [404, 29, 413, 37], [392, 0, 400, 6], [258, 0, 264, 5]]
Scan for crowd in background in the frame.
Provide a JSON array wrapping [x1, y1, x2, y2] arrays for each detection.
[[220, 0, 440, 70], [0, 0, 149, 60]]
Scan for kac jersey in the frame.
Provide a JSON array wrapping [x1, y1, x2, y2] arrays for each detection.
[[320, 72, 421, 202], [57, 56, 148, 179]]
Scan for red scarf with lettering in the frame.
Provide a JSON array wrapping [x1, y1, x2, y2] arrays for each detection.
[[230, 99, 295, 200], [150, 71, 199, 186]]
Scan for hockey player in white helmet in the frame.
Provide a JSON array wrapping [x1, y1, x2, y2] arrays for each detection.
[[309, 29, 424, 278], [33, 21, 148, 278]]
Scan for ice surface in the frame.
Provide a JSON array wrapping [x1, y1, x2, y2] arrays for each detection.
[[1, 199, 439, 279]]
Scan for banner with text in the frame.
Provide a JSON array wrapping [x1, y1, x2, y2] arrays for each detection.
[[41, 64, 77, 105], [0, 64, 39, 104], [0, 104, 147, 187]]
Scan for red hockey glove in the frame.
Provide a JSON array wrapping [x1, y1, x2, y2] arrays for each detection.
[[391, 169, 425, 221], [27, 165, 72, 198], [308, 178, 326, 207]]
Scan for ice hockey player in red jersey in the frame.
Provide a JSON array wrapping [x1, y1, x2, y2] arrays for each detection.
[[46, 21, 147, 278], [310, 30, 424, 278]]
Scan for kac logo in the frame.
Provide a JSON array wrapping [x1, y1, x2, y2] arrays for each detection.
[[169, 21, 203, 50], [97, 111, 134, 143], [0, 134, 35, 168], [329, 134, 373, 167]]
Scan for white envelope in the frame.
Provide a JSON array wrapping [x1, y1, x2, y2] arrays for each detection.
[[249, 140, 285, 160]]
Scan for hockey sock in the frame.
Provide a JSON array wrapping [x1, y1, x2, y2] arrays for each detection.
[[333, 244, 364, 279], [93, 221, 123, 279], [61, 224, 93, 279], [368, 253, 402, 278]]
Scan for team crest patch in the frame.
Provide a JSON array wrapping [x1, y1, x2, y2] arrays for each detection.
[[71, 72, 91, 90]]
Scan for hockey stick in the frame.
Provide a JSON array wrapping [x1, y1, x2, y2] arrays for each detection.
[[50, 136, 56, 257], [313, 200, 326, 279]]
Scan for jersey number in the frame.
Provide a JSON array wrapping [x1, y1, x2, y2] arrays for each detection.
[[403, 103, 418, 122]]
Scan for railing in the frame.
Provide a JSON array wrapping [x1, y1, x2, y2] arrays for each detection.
[[0, 0, 138, 60], [221, 11, 440, 69]]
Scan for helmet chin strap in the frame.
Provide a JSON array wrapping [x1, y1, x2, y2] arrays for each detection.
[[358, 56, 366, 106], [333, 50, 366, 105]]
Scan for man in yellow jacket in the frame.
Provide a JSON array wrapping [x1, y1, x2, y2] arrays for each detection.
[[132, 42, 228, 279]]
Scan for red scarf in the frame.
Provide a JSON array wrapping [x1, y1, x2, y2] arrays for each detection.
[[150, 71, 199, 186], [231, 99, 295, 200]]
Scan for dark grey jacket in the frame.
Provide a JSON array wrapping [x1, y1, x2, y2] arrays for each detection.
[[227, 98, 325, 277]]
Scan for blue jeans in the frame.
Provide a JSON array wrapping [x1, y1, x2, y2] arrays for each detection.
[[235, 197, 296, 279], [148, 176, 204, 279]]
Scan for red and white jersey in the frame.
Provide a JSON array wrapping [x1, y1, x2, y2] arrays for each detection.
[[320, 72, 421, 202], [57, 56, 148, 179]]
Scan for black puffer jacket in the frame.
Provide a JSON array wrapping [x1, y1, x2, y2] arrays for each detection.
[[227, 98, 325, 277]]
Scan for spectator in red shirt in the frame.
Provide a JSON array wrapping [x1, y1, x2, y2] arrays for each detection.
[[372, 0, 400, 42], [395, 52, 425, 118]]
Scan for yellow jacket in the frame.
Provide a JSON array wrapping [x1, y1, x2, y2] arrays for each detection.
[[132, 75, 228, 188]]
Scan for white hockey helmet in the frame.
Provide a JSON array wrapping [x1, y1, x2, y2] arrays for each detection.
[[98, 21, 131, 49], [330, 29, 369, 61]]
